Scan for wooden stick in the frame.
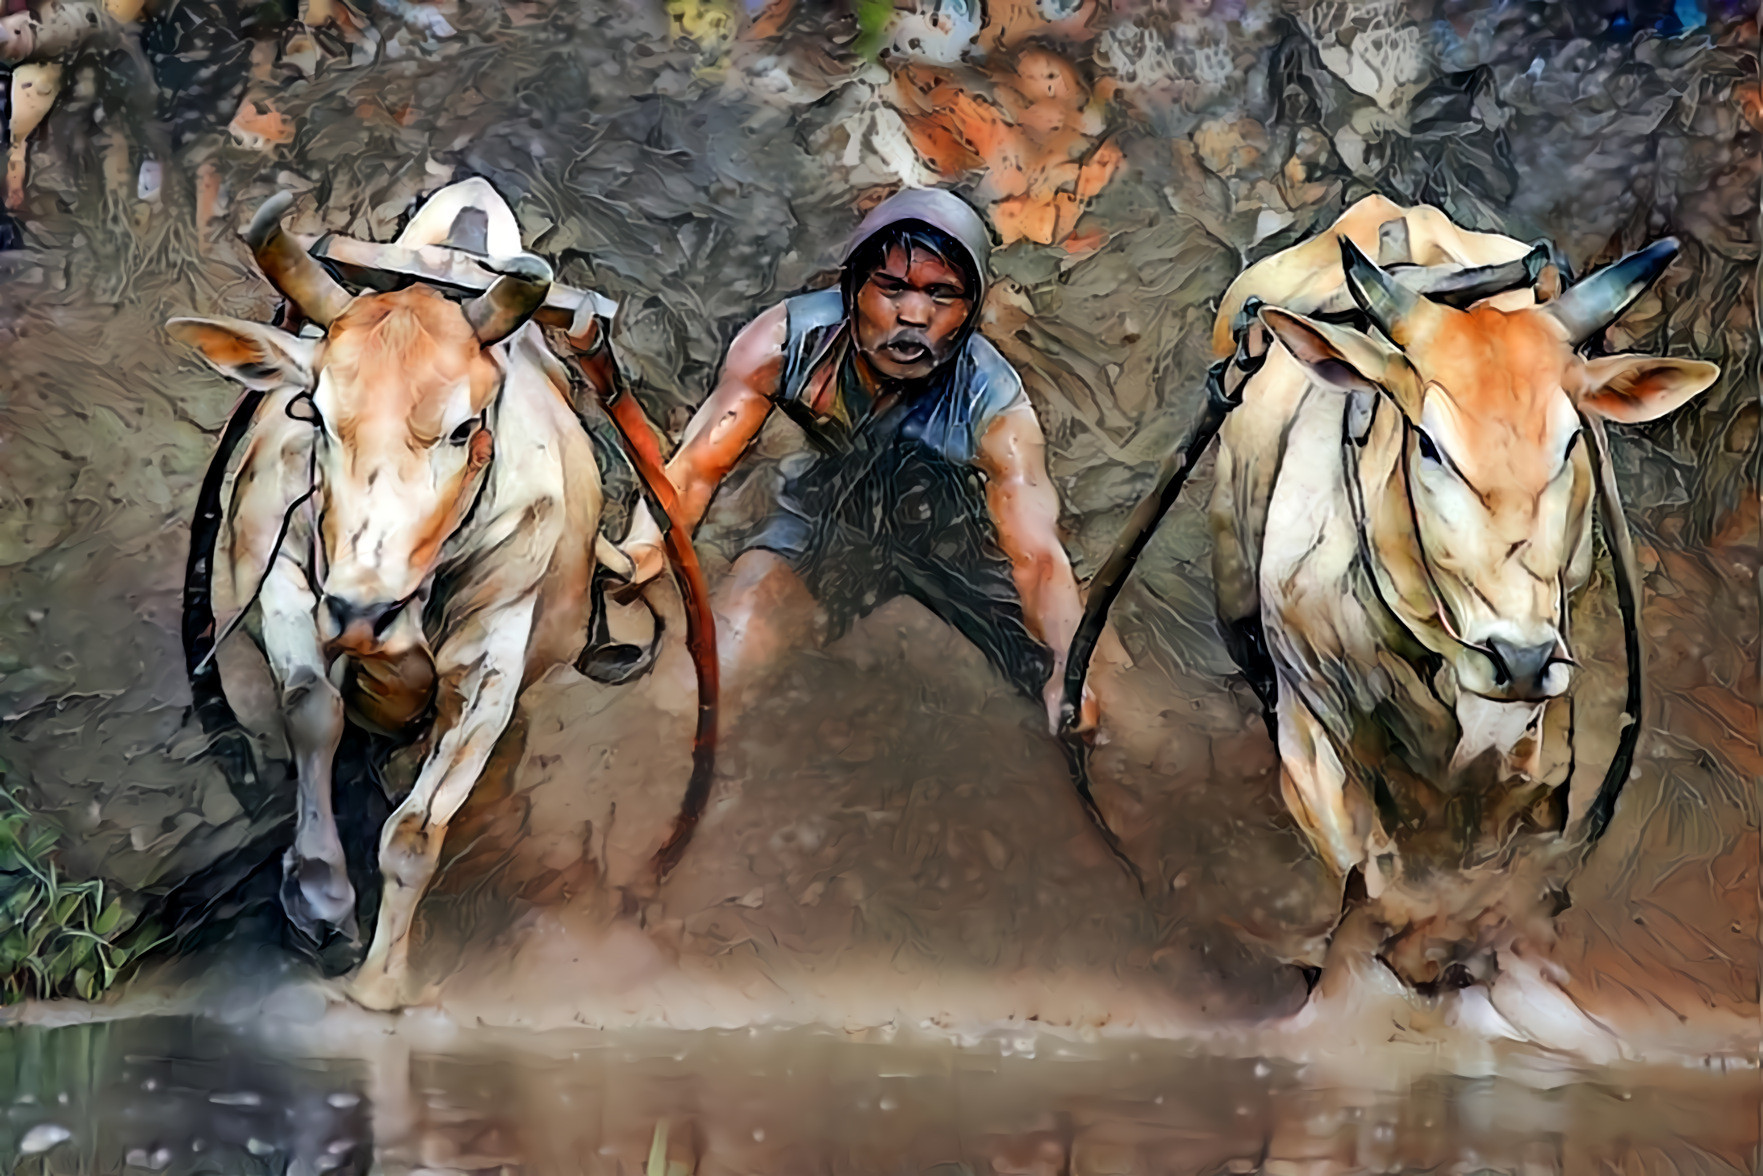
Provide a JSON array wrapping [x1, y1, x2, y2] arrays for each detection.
[[560, 317, 719, 882], [289, 230, 619, 326]]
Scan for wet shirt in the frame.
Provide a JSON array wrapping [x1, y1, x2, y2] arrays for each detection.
[[743, 288, 1052, 700]]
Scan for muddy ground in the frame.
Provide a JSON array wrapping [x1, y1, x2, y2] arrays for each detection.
[[0, 0, 1757, 1061]]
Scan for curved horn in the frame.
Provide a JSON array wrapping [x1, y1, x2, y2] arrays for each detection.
[[1341, 237, 1422, 345], [1400, 244, 1552, 309], [464, 254, 553, 346], [243, 192, 352, 327], [1547, 237, 1679, 346]]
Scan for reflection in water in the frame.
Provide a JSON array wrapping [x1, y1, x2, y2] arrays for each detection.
[[1, 1007, 1758, 1174], [0, 1016, 368, 1175]]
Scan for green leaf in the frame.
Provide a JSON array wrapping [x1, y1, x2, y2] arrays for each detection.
[[93, 899, 123, 937], [52, 891, 81, 924], [2, 881, 37, 916], [68, 937, 93, 970], [74, 966, 95, 1000]]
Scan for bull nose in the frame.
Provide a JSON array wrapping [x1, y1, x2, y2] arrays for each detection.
[[324, 595, 403, 640], [1486, 636, 1562, 699]]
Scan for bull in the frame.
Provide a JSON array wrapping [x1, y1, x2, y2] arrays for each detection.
[[168, 178, 674, 1009], [1064, 196, 1719, 1048]]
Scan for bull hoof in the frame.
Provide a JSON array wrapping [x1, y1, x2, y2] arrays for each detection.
[[1483, 952, 1626, 1064], [280, 851, 361, 954], [345, 966, 406, 1012]]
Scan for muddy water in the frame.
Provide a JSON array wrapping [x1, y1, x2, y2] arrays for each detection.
[[1, 1005, 1757, 1174]]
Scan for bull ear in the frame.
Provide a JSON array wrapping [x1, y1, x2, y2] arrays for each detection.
[[167, 317, 315, 390], [1260, 307, 1422, 415], [1575, 354, 1719, 424]]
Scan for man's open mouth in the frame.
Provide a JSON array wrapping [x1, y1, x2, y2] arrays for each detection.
[[883, 340, 930, 363]]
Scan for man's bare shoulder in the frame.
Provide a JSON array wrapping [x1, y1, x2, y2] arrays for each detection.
[[723, 300, 791, 394]]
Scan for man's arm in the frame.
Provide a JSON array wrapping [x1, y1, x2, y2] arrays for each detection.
[[974, 400, 1096, 736], [620, 301, 788, 583]]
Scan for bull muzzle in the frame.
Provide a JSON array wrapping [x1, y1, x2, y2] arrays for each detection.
[[322, 593, 409, 651], [1482, 635, 1572, 702]]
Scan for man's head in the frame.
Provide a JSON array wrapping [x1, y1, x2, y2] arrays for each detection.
[[840, 188, 991, 384]]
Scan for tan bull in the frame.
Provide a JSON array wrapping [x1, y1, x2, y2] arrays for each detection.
[[1206, 196, 1718, 1045], [170, 178, 634, 1009]]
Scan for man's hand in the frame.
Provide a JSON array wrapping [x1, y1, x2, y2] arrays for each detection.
[[618, 538, 666, 587], [1046, 673, 1098, 739]]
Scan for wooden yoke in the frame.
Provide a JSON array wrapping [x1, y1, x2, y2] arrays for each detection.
[[558, 314, 720, 882]]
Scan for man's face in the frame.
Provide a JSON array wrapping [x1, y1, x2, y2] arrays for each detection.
[[852, 243, 973, 383]]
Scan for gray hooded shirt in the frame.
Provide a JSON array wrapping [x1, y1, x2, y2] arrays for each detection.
[[743, 188, 1053, 700]]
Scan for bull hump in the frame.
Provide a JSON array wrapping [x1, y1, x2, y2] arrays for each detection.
[[443, 207, 490, 254]]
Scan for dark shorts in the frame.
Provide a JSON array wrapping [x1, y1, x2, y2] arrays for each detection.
[[743, 445, 1054, 703]]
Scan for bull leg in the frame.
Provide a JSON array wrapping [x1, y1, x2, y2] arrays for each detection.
[[348, 596, 535, 1011], [258, 559, 358, 943], [1275, 688, 1369, 882], [1483, 946, 1624, 1064]]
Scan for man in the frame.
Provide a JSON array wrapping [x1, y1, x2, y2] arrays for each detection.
[[620, 187, 1097, 735]]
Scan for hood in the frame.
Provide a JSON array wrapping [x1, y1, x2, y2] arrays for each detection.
[[838, 187, 993, 333]]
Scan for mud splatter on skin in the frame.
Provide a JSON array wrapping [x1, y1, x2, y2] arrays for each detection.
[[0, 0, 1754, 1094]]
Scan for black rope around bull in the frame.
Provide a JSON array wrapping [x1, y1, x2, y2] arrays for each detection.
[[1576, 412, 1645, 852], [182, 387, 266, 739], [1055, 318, 1264, 892]]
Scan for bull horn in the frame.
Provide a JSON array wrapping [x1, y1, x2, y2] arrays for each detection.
[[1341, 237, 1422, 346], [1403, 244, 1552, 309], [243, 191, 352, 327], [464, 254, 553, 346], [1547, 237, 1679, 346]]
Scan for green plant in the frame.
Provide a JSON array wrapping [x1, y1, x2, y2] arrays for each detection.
[[851, 0, 895, 61], [0, 763, 162, 1004]]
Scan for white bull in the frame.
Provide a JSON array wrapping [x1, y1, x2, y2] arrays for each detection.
[[171, 178, 633, 1009], [1206, 196, 1718, 1014]]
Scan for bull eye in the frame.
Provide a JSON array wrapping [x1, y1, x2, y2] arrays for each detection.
[[1415, 428, 1443, 465], [449, 417, 479, 446]]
